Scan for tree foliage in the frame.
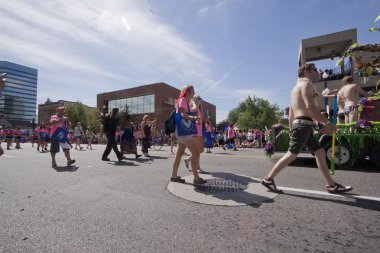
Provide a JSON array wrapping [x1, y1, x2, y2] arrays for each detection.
[[64, 102, 101, 132], [227, 96, 282, 130]]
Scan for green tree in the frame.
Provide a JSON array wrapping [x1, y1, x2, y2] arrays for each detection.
[[227, 96, 282, 130], [64, 102, 87, 130], [86, 108, 102, 133]]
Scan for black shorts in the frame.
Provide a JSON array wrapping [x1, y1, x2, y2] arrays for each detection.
[[288, 121, 322, 154], [50, 140, 60, 153], [338, 113, 345, 120], [227, 138, 235, 144]]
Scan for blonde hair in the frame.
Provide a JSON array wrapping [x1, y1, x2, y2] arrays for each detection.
[[342, 76, 353, 85], [178, 84, 194, 99]]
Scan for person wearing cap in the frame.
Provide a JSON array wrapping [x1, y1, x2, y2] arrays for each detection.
[[50, 106, 75, 167], [140, 114, 156, 157], [101, 108, 125, 162]]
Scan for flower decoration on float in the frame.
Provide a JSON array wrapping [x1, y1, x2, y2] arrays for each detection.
[[355, 119, 373, 133]]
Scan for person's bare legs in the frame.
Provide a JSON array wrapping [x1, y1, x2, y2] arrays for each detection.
[[184, 139, 201, 180], [171, 142, 186, 178], [266, 151, 298, 179], [64, 149, 72, 162], [348, 110, 358, 123], [314, 148, 335, 186], [184, 136, 204, 169], [51, 152, 56, 164]]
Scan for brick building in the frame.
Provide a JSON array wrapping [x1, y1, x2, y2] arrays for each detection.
[[37, 99, 76, 125], [97, 82, 216, 132]]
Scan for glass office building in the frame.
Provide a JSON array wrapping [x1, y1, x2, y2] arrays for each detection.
[[0, 61, 38, 127]]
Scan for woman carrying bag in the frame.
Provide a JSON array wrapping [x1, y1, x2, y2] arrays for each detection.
[[170, 84, 207, 185]]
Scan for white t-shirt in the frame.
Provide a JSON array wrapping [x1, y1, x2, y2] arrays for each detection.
[[74, 126, 83, 137]]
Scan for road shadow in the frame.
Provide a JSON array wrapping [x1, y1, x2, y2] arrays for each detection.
[[54, 165, 79, 172], [283, 192, 380, 212], [146, 155, 168, 160], [123, 157, 152, 164], [210, 172, 259, 184], [287, 157, 318, 168], [112, 161, 138, 166]]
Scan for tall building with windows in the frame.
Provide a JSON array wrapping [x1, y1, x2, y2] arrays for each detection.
[[97, 82, 216, 132], [0, 61, 38, 128]]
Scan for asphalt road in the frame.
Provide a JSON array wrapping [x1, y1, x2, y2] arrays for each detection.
[[1, 143, 379, 253]]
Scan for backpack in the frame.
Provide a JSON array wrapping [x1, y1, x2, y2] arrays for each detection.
[[164, 109, 176, 135]]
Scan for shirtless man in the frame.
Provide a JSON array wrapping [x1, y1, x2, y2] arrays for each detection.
[[337, 76, 372, 123], [261, 63, 353, 194]]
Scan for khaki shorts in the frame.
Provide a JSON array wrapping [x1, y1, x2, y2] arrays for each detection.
[[288, 121, 322, 154]]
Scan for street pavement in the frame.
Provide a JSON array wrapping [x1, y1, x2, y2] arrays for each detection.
[[0, 143, 379, 253]]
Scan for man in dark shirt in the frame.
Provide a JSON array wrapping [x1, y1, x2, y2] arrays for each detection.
[[101, 108, 125, 161]]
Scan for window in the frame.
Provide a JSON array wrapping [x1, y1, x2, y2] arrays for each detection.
[[108, 94, 155, 114]]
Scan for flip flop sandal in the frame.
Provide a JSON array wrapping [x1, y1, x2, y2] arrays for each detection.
[[326, 183, 353, 194], [261, 178, 283, 193], [170, 177, 185, 183]]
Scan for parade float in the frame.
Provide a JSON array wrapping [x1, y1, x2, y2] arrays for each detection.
[[270, 43, 380, 169], [318, 42, 380, 169]]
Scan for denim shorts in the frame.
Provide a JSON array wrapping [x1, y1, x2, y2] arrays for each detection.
[[288, 121, 322, 154]]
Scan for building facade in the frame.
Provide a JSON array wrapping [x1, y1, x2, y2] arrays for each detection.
[[37, 99, 76, 125], [97, 82, 216, 132], [0, 61, 38, 128]]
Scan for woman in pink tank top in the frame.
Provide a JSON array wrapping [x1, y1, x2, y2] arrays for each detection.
[[184, 95, 206, 173]]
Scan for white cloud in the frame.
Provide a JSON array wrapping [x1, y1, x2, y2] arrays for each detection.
[[196, 0, 239, 32], [0, 0, 213, 105]]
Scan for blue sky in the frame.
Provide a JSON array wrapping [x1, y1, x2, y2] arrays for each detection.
[[0, 0, 378, 122]]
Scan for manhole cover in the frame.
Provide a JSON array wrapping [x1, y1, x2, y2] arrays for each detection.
[[168, 174, 279, 206], [194, 178, 248, 193]]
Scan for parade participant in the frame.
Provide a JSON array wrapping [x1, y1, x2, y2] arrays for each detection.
[[36, 123, 49, 152], [101, 108, 125, 162], [85, 129, 94, 150], [14, 127, 22, 149], [261, 63, 353, 194], [50, 105, 75, 167], [184, 95, 206, 173], [45, 122, 51, 151], [337, 76, 372, 123], [140, 115, 156, 157], [170, 133, 176, 154], [226, 124, 238, 151], [217, 130, 226, 150], [5, 126, 14, 150], [204, 119, 213, 153], [120, 114, 142, 159], [31, 128, 39, 148], [170, 84, 206, 185], [73, 122, 84, 150]]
